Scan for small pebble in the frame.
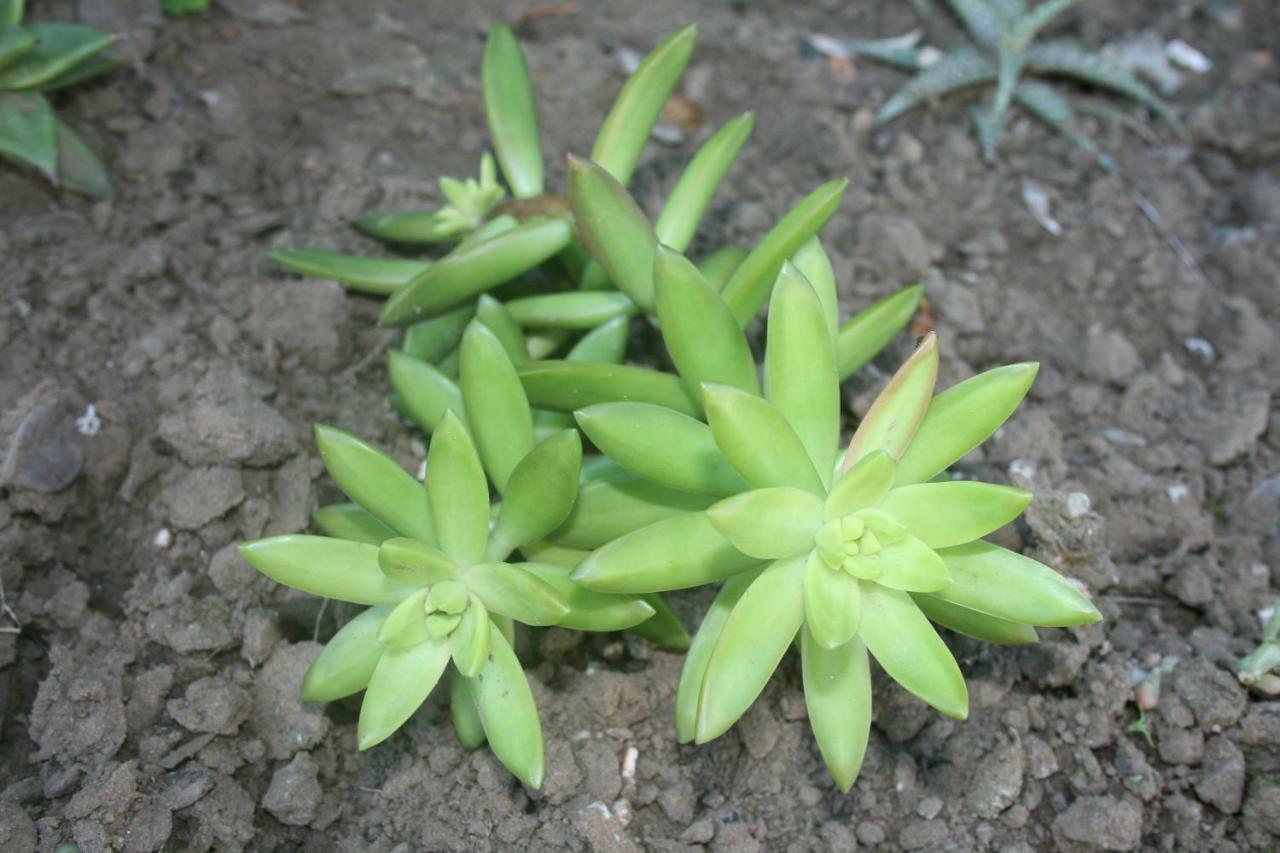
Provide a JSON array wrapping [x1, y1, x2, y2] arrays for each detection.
[[75, 404, 101, 436], [153, 528, 173, 549], [1064, 492, 1091, 519], [1184, 337, 1215, 363]]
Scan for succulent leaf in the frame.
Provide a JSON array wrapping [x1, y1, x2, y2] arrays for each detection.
[[825, 450, 895, 520], [240, 536, 418, 605], [698, 246, 745, 291], [504, 291, 636, 330], [800, 629, 872, 792], [267, 248, 425, 296], [935, 541, 1101, 626], [1024, 40, 1180, 129], [494, 430, 583, 549], [843, 333, 938, 469], [519, 561, 657, 632], [460, 321, 535, 492], [300, 605, 393, 703], [880, 481, 1031, 549], [803, 552, 863, 649], [315, 424, 436, 544], [0, 28, 36, 69], [911, 594, 1039, 644], [859, 583, 968, 719], [654, 112, 754, 252], [387, 351, 467, 434], [1, 1, 25, 29], [474, 294, 529, 364], [463, 563, 570, 625], [518, 360, 701, 418], [875, 47, 997, 125], [53, 118, 113, 199], [450, 669, 487, 749], [565, 314, 629, 363], [377, 537, 460, 586], [706, 487, 824, 560], [357, 637, 451, 749], [472, 624, 543, 788], [568, 156, 658, 310], [550, 466, 712, 550], [377, 588, 433, 648], [450, 596, 491, 678], [311, 502, 396, 546], [482, 22, 543, 198], [704, 383, 825, 495], [629, 593, 692, 650], [0, 23, 113, 90], [0, 91, 55, 180], [872, 535, 952, 592], [835, 284, 924, 380], [790, 237, 839, 342], [427, 412, 491, 566], [401, 306, 474, 365]]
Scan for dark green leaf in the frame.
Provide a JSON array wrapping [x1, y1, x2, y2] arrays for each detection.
[[0, 23, 114, 90], [0, 91, 55, 180]]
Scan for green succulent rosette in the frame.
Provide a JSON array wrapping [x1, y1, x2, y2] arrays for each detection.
[[569, 252, 1102, 790]]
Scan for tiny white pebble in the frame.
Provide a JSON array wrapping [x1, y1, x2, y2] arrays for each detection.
[[15, 299, 31, 318], [582, 801, 612, 820], [573, 729, 592, 741], [1166, 39, 1212, 74], [620, 746, 638, 780], [1009, 459, 1036, 480], [153, 528, 173, 549], [1251, 563, 1270, 577], [1184, 337, 1215, 363], [612, 798, 633, 827], [415, 460, 427, 481], [1064, 492, 1091, 519], [75, 404, 101, 437], [1167, 484, 1190, 503]]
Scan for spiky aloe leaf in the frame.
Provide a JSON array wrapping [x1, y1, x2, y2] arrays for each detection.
[[875, 47, 997, 125], [1012, 0, 1082, 45], [1024, 41, 1180, 129], [946, 0, 1005, 47], [0, 23, 113, 90], [0, 91, 54, 181], [1014, 80, 1113, 171]]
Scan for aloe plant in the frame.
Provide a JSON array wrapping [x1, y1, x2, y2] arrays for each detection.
[[240, 320, 657, 786], [860, 0, 1179, 166], [569, 253, 1102, 789], [0, 0, 120, 197]]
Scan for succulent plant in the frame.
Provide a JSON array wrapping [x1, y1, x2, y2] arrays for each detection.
[[1239, 599, 1280, 696], [239, 320, 657, 786], [0, 0, 120, 197], [860, 0, 1179, 166], [569, 253, 1102, 789]]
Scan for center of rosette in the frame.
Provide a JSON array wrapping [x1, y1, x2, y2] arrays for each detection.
[[814, 509, 909, 580]]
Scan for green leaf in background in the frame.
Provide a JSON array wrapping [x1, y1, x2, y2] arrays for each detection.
[[654, 112, 754, 252], [162, 0, 212, 16], [519, 562, 656, 633], [0, 23, 113, 90], [0, 27, 35, 69], [387, 350, 467, 434], [0, 91, 55, 180], [503, 291, 635, 330], [518, 360, 701, 418], [267, 248, 426, 296], [482, 21, 543, 198], [568, 156, 657, 310], [401, 305, 474, 364], [835, 284, 924, 380], [0, 0, 24, 28], [550, 466, 711, 550]]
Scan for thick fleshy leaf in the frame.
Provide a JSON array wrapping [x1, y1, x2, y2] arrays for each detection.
[[654, 246, 758, 399], [698, 245, 744, 291], [550, 466, 711, 550], [803, 553, 862, 649], [504, 291, 636, 329], [53, 119, 113, 199], [0, 23, 113, 90], [494, 430, 582, 549], [387, 351, 467, 434], [703, 383, 824, 494], [654, 112, 754, 252], [935, 541, 1101, 626], [590, 23, 697, 186], [459, 321, 534, 491], [518, 360, 701, 418], [482, 22, 542, 198], [790, 237, 838, 341], [315, 425, 435, 543], [571, 511, 760, 594], [519, 562, 656, 632], [880, 482, 1031, 549], [843, 332, 938, 469], [300, 605, 392, 703], [378, 537, 460, 586], [311, 502, 396, 545], [450, 596, 491, 678], [427, 412, 490, 566], [0, 91, 55, 180], [911, 594, 1039, 645], [825, 450, 895, 519], [450, 669, 487, 749], [675, 566, 763, 741], [464, 562, 569, 626], [568, 157, 658, 310], [357, 637, 451, 749], [474, 294, 528, 364], [859, 583, 968, 718], [629, 593, 691, 650], [267, 248, 425, 296], [0, 28, 35, 69], [35, 52, 122, 92], [801, 630, 872, 791], [240, 536, 417, 605], [380, 217, 572, 324], [894, 363, 1038, 486], [1, 2, 26, 30], [873, 535, 951, 592], [836, 284, 924, 380], [575, 402, 746, 497], [401, 306, 474, 364], [356, 208, 463, 244], [566, 314, 628, 363], [764, 263, 840, 483], [472, 624, 543, 787], [707, 487, 823, 559], [377, 588, 432, 648], [721, 178, 847, 326], [526, 327, 570, 361], [695, 557, 805, 742]]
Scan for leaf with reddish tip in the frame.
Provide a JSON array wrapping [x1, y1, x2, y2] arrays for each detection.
[[843, 332, 938, 469]]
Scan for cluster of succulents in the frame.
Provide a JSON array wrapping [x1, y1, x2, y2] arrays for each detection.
[[244, 21, 1101, 790], [0, 0, 119, 196]]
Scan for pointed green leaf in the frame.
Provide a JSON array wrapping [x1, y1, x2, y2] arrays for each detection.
[[873, 535, 951, 592], [566, 314, 628, 363], [464, 562, 569, 626], [875, 47, 996, 125], [935, 541, 1101, 626], [550, 465, 711, 550], [472, 624, 543, 787], [356, 208, 464, 244], [911, 594, 1039, 645], [895, 363, 1038, 486], [843, 332, 938, 469], [765, 263, 840, 483], [704, 383, 824, 494], [0, 91, 55, 181], [377, 588, 432, 648], [315, 425, 435, 543], [590, 23, 697, 186], [300, 605, 393, 703], [699, 245, 745, 291], [459, 321, 534, 492], [474, 294, 528, 364], [568, 156, 657, 310], [791, 237, 838, 341], [378, 537, 460, 586], [881, 482, 1031, 549], [575, 402, 747, 497], [33, 51, 122, 92], [825, 450, 895, 519], [654, 112, 754, 252], [380, 217, 572, 325], [654, 246, 759, 399], [721, 178, 847, 326], [859, 583, 968, 718], [695, 556, 804, 742], [0, 23, 113, 90], [836, 284, 924, 380], [571, 511, 760, 594], [450, 595, 491, 678], [504, 291, 636, 330], [53, 119, 112, 199], [357, 636, 451, 749], [401, 305, 475, 364], [427, 412, 490, 566], [388, 350, 467, 435], [629, 593, 690, 650], [804, 552, 862, 649], [450, 669, 487, 749], [1025, 41, 1179, 129], [482, 21, 542, 198], [675, 566, 764, 741], [526, 327, 570, 361], [518, 360, 701, 418], [494, 430, 582, 548], [267, 248, 426, 296], [801, 630, 872, 791], [311, 502, 396, 545], [1, 1, 26, 29], [0, 28, 35, 69], [240, 535, 418, 605], [519, 562, 656, 632], [707, 487, 823, 560]]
